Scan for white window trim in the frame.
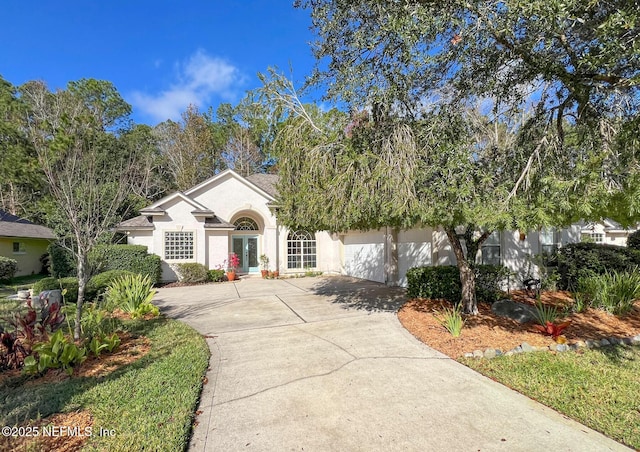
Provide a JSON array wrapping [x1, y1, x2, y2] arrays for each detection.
[[287, 230, 317, 270], [480, 231, 501, 266], [163, 230, 196, 261]]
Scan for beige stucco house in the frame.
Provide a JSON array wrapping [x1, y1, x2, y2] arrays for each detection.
[[116, 169, 581, 286], [579, 219, 639, 247], [0, 210, 56, 276]]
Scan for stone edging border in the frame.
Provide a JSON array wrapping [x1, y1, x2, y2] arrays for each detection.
[[464, 334, 640, 359]]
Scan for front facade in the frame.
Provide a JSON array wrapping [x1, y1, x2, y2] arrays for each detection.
[[117, 170, 582, 286], [0, 210, 56, 276]]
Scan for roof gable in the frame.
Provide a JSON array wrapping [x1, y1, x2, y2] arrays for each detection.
[[184, 169, 276, 201], [143, 191, 208, 211]]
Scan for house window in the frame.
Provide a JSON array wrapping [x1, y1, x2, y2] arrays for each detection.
[[287, 231, 316, 269], [591, 233, 604, 243], [481, 232, 501, 265], [234, 217, 259, 231], [12, 242, 25, 254], [164, 231, 194, 260], [540, 228, 558, 255]]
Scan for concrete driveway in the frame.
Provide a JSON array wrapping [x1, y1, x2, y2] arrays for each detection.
[[154, 276, 630, 452]]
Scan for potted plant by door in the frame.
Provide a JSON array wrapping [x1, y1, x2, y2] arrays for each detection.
[[259, 254, 269, 278], [226, 253, 240, 281]]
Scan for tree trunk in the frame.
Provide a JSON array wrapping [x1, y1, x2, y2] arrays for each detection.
[[74, 253, 88, 341], [444, 227, 478, 315]]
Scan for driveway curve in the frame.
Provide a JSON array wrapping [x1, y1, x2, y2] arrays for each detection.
[[154, 276, 630, 452]]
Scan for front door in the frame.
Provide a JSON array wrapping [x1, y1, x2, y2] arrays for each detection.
[[232, 236, 259, 273]]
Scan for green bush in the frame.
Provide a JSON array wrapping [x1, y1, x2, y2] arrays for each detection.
[[208, 269, 225, 282], [58, 277, 79, 304], [628, 230, 640, 250], [475, 265, 511, 303], [32, 276, 59, 295], [47, 243, 76, 278], [106, 274, 159, 319], [32, 276, 79, 304], [85, 270, 134, 302], [407, 265, 509, 303], [557, 243, 640, 290], [576, 270, 640, 315], [175, 263, 209, 283], [88, 244, 161, 284], [0, 256, 18, 281]]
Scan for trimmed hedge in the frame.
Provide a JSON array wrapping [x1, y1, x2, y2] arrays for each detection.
[[557, 242, 640, 290], [32, 276, 79, 304], [89, 245, 162, 284], [85, 269, 134, 302], [0, 256, 18, 281], [407, 265, 509, 304], [628, 230, 640, 250], [48, 243, 76, 278], [174, 263, 209, 283]]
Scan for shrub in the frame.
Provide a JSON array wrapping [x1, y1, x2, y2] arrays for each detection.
[[436, 305, 465, 337], [47, 243, 76, 278], [0, 256, 18, 281], [23, 329, 87, 376], [576, 270, 640, 315], [89, 245, 162, 284], [106, 274, 159, 319], [175, 263, 209, 283], [628, 230, 640, 250], [85, 270, 134, 302], [58, 277, 79, 304], [32, 277, 61, 296], [557, 243, 640, 290], [208, 269, 225, 282], [475, 265, 511, 303], [407, 265, 509, 303]]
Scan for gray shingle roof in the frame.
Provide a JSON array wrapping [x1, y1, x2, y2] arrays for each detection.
[[116, 215, 154, 230], [0, 210, 56, 240], [245, 174, 279, 198], [204, 216, 235, 229]]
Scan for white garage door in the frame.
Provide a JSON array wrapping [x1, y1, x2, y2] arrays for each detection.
[[343, 230, 385, 283]]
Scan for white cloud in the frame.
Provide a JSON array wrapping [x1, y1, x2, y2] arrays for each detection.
[[131, 50, 245, 123]]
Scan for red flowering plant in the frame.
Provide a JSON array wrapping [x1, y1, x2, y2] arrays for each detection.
[[226, 253, 240, 272]]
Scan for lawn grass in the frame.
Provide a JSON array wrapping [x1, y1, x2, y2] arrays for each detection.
[[461, 345, 640, 450], [1, 316, 210, 451]]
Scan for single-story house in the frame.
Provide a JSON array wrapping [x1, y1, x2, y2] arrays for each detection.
[[579, 219, 639, 247], [0, 210, 56, 276], [116, 169, 581, 286]]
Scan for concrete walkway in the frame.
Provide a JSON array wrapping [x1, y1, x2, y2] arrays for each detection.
[[154, 276, 631, 452]]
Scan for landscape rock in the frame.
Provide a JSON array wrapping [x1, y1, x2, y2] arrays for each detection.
[[520, 342, 534, 353], [555, 344, 568, 352], [599, 339, 611, 347], [491, 299, 538, 323], [632, 335, 640, 345], [621, 337, 632, 345], [473, 350, 483, 358], [484, 349, 497, 359], [585, 339, 598, 348]]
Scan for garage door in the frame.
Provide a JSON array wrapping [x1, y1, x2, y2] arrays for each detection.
[[343, 230, 385, 283]]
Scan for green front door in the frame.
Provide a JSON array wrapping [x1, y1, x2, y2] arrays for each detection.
[[232, 236, 259, 273]]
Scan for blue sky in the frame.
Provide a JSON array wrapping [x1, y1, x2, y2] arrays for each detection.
[[1, 1, 317, 125]]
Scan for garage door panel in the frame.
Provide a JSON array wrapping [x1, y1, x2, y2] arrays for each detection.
[[343, 231, 385, 283]]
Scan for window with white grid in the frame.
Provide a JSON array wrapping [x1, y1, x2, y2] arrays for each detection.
[[164, 231, 194, 260], [287, 230, 316, 269]]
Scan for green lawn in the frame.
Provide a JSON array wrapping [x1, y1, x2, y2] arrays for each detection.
[[1, 317, 210, 451], [461, 345, 640, 450]]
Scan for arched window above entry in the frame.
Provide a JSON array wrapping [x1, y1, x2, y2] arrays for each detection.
[[287, 230, 317, 269], [234, 217, 259, 231]]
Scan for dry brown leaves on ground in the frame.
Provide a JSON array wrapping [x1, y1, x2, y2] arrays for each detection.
[[398, 291, 640, 359]]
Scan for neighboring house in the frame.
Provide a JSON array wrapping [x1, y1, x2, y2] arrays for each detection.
[[579, 219, 639, 247], [0, 210, 56, 276], [116, 169, 581, 286]]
